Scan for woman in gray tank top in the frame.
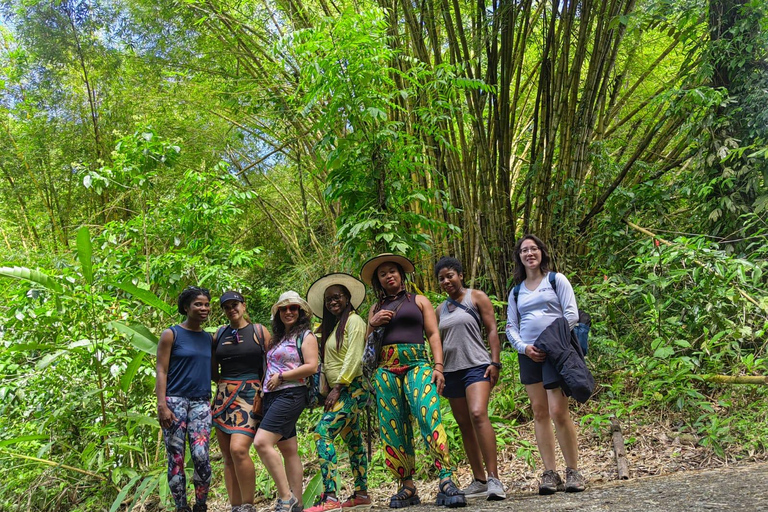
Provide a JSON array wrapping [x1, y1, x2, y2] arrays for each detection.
[[435, 257, 505, 501]]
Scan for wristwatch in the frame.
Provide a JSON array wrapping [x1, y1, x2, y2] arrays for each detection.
[[489, 362, 502, 369]]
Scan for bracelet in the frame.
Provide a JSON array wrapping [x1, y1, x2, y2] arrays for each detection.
[[489, 362, 502, 369], [433, 368, 443, 373], [278, 370, 284, 383], [434, 362, 444, 367]]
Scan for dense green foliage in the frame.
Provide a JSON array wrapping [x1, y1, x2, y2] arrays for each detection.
[[0, 0, 766, 510]]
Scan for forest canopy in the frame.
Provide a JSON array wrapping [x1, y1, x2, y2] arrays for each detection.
[[0, 0, 766, 510]]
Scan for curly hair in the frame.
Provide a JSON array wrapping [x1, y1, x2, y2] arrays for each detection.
[[434, 256, 463, 278], [271, 308, 312, 346], [512, 234, 551, 284], [177, 286, 211, 316]]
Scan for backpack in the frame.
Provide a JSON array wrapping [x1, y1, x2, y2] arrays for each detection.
[[296, 331, 323, 408], [513, 272, 591, 356]]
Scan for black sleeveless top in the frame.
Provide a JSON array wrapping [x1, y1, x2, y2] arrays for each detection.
[[381, 294, 424, 346], [215, 323, 265, 379]]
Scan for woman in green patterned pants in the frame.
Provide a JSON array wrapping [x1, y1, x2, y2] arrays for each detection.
[[305, 273, 371, 512]]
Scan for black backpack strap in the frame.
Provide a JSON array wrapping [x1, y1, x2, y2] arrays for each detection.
[[446, 296, 482, 329], [549, 271, 557, 292], [253, 323, 266, 349], [213, 325, 227, 349]]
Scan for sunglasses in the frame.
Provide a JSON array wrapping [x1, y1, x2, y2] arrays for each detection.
[[324, 293, 347, 305], [279, 304, 301, 313], [231, 328, 241, 343]]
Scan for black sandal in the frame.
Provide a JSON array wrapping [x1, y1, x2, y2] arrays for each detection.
[[389, 485, 420, 508], [436, 479, 466, 508]]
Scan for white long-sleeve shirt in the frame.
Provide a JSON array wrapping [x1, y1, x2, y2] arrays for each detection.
[[505, 272, 579, 354]]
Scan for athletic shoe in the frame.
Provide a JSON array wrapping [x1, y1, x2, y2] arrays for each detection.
[[486, 477, 506, 501], [539, 469, 565, 495], [435, 479, 466, 508], [460, 480, 487, 499], [304, 495, 341, 512], [340, 493, 372, 510], [565, 467, 586, 492]]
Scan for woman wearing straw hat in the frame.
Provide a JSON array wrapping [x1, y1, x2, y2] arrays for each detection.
[[253, 291, 319, 512], [361, 254, 465, 509], [211, 291, 271, 512], [304, 273, 371, 512]]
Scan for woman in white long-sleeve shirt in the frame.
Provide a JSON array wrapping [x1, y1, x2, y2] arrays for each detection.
[[505, 234, 585, 495]]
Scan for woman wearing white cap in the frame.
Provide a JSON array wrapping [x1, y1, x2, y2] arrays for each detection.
[[304, 274, 371, 512], [211, 291, 271, 512], [253, 291, 319, 512]]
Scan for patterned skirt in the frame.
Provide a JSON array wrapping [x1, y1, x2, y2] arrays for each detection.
[[212, 378, 262, 437]]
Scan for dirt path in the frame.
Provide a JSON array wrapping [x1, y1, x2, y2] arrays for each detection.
[[406, 462, 768, 512]]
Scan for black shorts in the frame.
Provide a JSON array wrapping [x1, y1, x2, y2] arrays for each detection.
[[260, 386, 308, 440], [518, 352, 562, 389], [443, 364, 491, 399]]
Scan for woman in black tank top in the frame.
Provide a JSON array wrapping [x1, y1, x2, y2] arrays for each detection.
[[211, 291, 272, 512], [361, 254, 465, 509]]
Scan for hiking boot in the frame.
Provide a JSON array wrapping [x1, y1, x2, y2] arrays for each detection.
[[192, 505, 207, 512], [538, 469, 565, 495], [486, 477, 506, 501], [341, 493, 372, 510], [304, 495, 342, 512], [389, 485, 420, 508], [460, 479, 487, 499], [436, 479, 466, 508], [565, 467, 586, 492]]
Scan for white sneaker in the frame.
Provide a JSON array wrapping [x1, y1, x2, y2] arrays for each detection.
[[461, 479, 488, 499], [486, 477, 506, 500]]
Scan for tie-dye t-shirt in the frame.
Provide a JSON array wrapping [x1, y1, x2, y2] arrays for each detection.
[[264, 330, 308, 393]]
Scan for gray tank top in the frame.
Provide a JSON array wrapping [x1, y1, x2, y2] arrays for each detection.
[[438, 289, 492, 372]]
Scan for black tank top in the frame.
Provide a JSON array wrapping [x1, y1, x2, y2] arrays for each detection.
[[215, 323, 265, 379], [381, 295, 424, 346]]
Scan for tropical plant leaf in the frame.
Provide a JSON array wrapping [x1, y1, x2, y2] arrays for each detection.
[[112, 280, 175, 316], [302, 471, 323, 506], [120, 352, 146, 393], [0, 435, 49, 447], [108, 321, 159, 355], [76, 226, 94, 285], [0, 266, 64, 294], [109, 475, 142, 512]]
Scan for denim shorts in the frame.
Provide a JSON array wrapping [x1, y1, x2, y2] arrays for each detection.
[[442, 364, 491, 398], [260, 386, 308, 440]]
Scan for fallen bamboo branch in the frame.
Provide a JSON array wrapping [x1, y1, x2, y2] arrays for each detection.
[[610, 418, 630, 480], [623, 220, 763, 310], [704, 375, 768, 385], [0, 448, 110, 482]]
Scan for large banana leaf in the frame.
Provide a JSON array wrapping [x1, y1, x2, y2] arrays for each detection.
[[0, 266, 64, 294], [76, 226, 94, 285]]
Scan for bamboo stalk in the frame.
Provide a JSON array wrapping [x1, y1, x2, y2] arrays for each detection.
[[704, 375, 768, 385]]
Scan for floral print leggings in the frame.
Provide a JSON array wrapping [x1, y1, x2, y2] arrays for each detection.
[[162, 396, 212, 509], [313, 377, 369, 494], [374, 344, 453, 482]]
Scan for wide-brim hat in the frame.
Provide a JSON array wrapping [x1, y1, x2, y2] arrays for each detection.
[[270, 290, 312, 320], [360, 253, 415, 285], [306, 273, 366, 319]]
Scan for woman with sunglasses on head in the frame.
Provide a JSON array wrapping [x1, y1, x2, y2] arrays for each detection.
[[304, 274, 371, 512], [434, 257, 505, 501], [361, 254, 465, 509], [505, 235, 585, 494], [212, 291, 272, 512], [156, 286, 214, 512], [254, 291, 319, 512]]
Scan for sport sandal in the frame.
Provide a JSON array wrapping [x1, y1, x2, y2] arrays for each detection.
[[389, 485, 420, 508], [436, 479, 466, 508]]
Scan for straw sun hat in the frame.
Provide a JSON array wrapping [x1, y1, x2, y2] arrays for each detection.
[[360, 253, 415, 285], [270, 290, 312, 320], [306, 273, 366, 319]]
